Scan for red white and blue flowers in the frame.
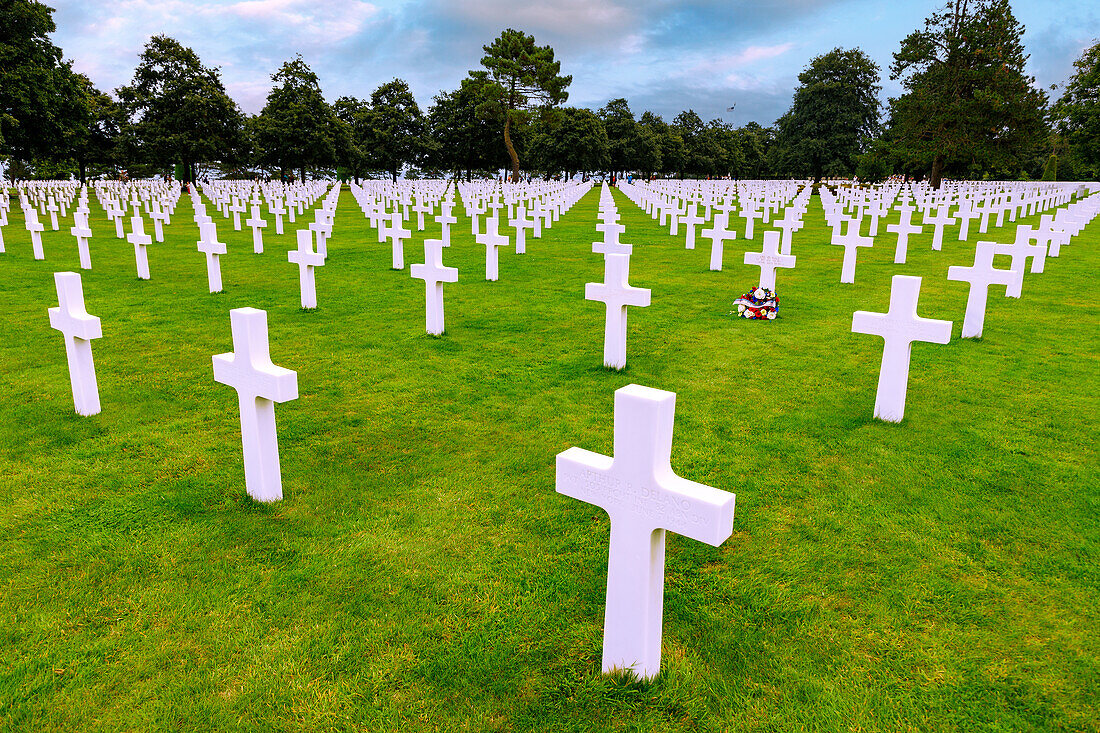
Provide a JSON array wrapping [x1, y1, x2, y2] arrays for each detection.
[[733, 286, 779, 320]]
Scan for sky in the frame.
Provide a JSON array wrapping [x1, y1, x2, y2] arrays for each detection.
[[49, 0, 1100, 127]]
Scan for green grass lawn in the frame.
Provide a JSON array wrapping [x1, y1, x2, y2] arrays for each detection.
[[0, 182, 1097, 731]]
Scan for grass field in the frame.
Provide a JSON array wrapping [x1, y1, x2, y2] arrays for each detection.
[[0, 182, 1097, 731]]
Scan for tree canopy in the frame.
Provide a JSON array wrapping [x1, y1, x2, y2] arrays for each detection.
[[479, 28, 571, 182], [116, 35, 245, 182], [887, 0, 1047, 187], [253, 55, 336, 180], [772, 47, 881, 181], [1051, 40, 1100, 178]]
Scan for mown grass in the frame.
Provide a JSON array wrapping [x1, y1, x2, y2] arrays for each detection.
[[0, 181, 1096, 731]]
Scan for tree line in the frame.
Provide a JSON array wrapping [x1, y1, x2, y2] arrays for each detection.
[[2, 0, 1097, 187]]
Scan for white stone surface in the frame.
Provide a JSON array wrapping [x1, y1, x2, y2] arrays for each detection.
[[947, 241, 1015, 338], [887, 204, 922, 264], [212, 308, 298, 503], [585, 253, 650, 370], [288, 230, 325, 309], [70, 211, 94, 269], [411, 238, 458, 335], [744, 231, 796, 290], [246, 205, 268, 254], [829, 218, 873, 284], [197, 222, 227, 293], [700, 212, 737, 271], [476, 214, 509, 281], [851, 275, 952, 423], [995, 225, 1046, 298], [48, 272, 103, 416], [556, 384, 735, 680], [127, 215, 152, 279]]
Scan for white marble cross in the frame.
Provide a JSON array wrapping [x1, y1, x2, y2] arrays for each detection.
[[411, 238, 458, 336], [246, 206, 268, 254], [829, 218, 874, 284], [288, 230, 325, 309], [556, 384, 735, 680], [851, 275, 952, 423], [387, 211, 411, 270], [270, 200, 286, 235], [700, 212, 737, 271], [476, 214, 509, 281], [994, 225, 1046, 298], [46, 197, 60, 230], [585, 253, 651, 370], [744, 231, 796, 290], [887, 204, 922, 264], [70, 210, 94, 269], [510, 206, 535, 254], [48, 272, 103, 416], [923, 206, 955, 251], [594, 223, 632, 257], [212, 308, 298, 503], [229, 199, 246, 231], [435, 202, 457, 247], [151, 203, 168, 242], [127, 215, 152, 279], [679, 204, 705, 250], [25, 207, 46, 260], [947, 241, 1015, 338], [197, 222, 228, 293]]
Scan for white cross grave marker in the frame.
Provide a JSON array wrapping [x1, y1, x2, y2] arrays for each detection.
[[887, 205, 922, 264], [476, 214, 510, 281], [744, 231, 796, 290], [829, 218, 874, 284], [435, 202, 457, 247], [995, 225, 1046, 298], [246, 206, 268, 254], [556, 384, 736, 680], [851, 275, 952, 423], [212, 308, 298, 503], [585, 254, 651, 370], [70, 211, 94, 269], [26, 207, 46, 260], [700, 212, 737, 271], [48, 272, 103, 416], [387, 211, 411, 270], [127, 215, 152, 280], [411, 238, 459, 336], [947, 241, 1015, 338], [197, 222, 228, 293], [288, 230, 325, 309]]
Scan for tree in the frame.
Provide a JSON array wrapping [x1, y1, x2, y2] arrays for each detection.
[[116, 35, 245, 183], [427, 76, 505, 179], [0, 0, 82, 161], [65, 74, 124, 183], [771, 47, 881, 182], [479, 28, 571, 182], [598, 98, 638, 177], [888, 0, 1047, 188], [532, 107, 609, 179], [1051, 41, 1100, 178], [333, 96, 371, 182], [639, 111, 682, 178], [253, 55, 336, 181], [365, 79, 424, 182]]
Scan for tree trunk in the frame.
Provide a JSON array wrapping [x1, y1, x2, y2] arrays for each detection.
[[930, 155, 945, 190], [503, 110, 520, 184], [78, 158, 87, 185], [392, 168, 398, 183]]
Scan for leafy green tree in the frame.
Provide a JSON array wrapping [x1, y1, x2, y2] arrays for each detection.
[[598, 98, 639, 177], [252, 55, 336, 181], [479, 28, 571, 182], [771, 47, 881, 181], [737, 122, 774, 178], [65, 74, 124, 183], [332, 95, 370, 182], [116, 35, 245, 183], [672, 110, 713, 177], [0, 0, 84, 162], [708, 120, 747, 178], [639, 111, 683, 178], [532, 107, 609, 179], [365, 78, 424, 182], [888, 0, 1047, 187], [427, 76, 505, 179], [1051, 40, 1100, 178]]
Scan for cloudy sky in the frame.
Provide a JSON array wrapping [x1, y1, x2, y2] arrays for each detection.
[[50, 0, 1099, 126]]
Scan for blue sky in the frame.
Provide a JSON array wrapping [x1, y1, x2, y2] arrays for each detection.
[[50, 0, 1099, 126]]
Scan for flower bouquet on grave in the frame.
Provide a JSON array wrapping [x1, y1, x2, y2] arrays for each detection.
[[732, 286, 779, 320]]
